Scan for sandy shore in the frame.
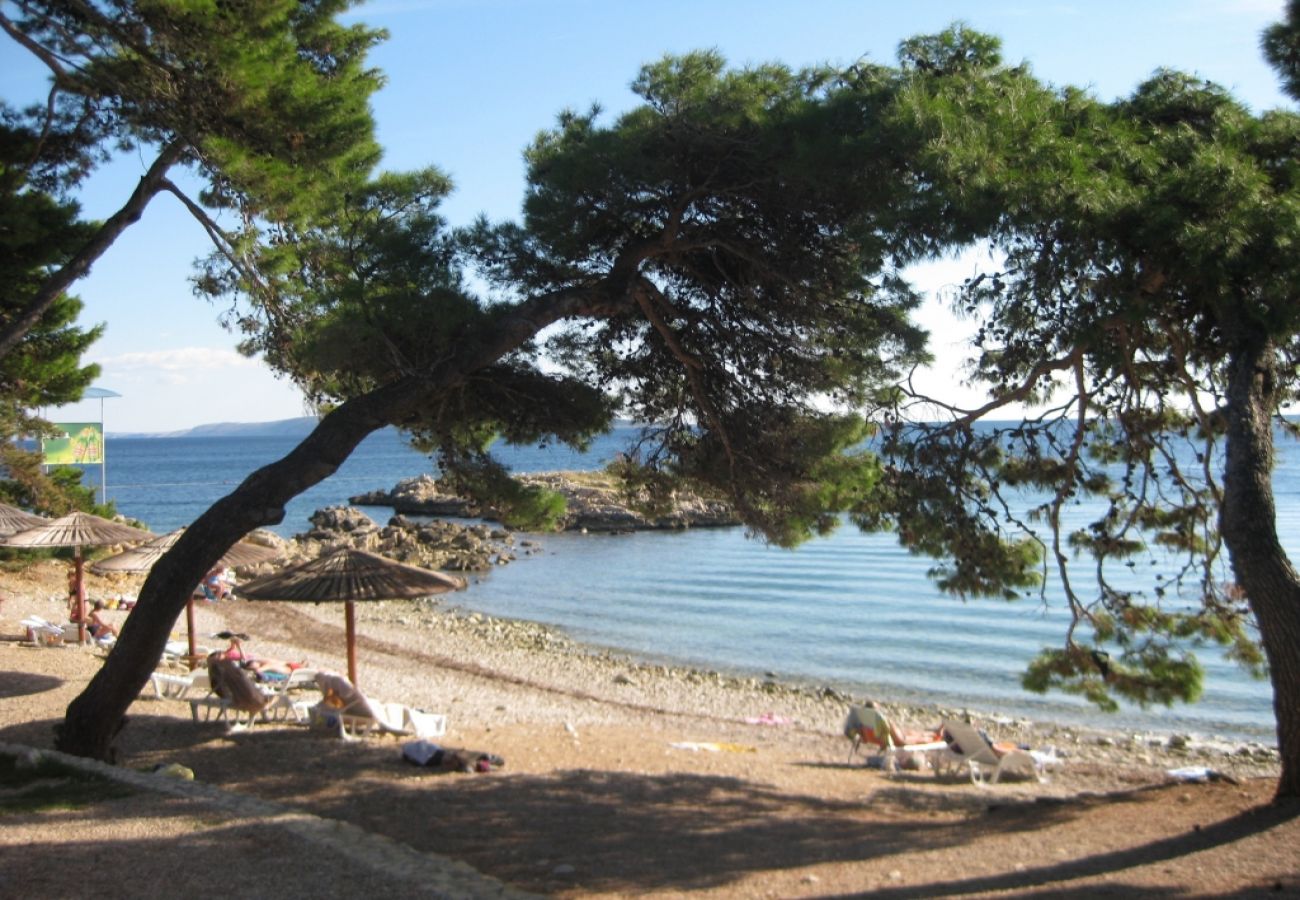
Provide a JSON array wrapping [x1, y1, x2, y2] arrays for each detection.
[[2, 558, 1295, 898]]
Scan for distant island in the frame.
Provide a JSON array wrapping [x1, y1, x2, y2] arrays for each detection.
[[109, 416, 322, 439]]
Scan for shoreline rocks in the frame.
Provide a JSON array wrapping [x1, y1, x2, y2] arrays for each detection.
[[349, 471, 739, 533], [356, 596, 1281, 778], [230, 507, 516, 578]]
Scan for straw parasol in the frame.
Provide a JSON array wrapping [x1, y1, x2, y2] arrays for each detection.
[[238, 546, 466, 687], [3, 511, 153, 642], [93, 528, 283, 666], [0, 501, 47, 537]]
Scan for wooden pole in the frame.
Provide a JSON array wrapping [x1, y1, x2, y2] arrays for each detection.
[[185, 598, 197, 671], [345, 600, 358, 687], [75, 550, 86, 645]]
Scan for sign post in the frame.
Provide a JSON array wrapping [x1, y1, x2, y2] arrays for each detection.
[[42, 387, 120, 505]]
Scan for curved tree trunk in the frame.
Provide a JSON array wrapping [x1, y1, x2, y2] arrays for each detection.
[[1221, 337, 1300, 801], [55, 284, 625, 761], [54, 378, 422, 759], [0, 141, 185, 362]]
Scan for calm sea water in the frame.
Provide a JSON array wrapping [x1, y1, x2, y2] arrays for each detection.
[[86, 423, 1289, 743]]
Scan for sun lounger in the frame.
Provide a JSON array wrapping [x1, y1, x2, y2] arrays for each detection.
[[20, 616, 66, 647], [189, 655, 273, 731], [844, 704, 949, 774], [938, 718, 1058, 784], [256, 666, 319, 695], [312, 671, 448, 741], [146, 669, 212, 700]]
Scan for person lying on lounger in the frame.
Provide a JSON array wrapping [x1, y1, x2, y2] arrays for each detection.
[[849, 699, 941, 749], [243, 657, 309, 682]]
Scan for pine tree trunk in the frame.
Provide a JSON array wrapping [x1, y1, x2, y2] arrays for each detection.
[[1221, 338, 1300, 801], [54, 381, 415, 759], [53, 285, 618, 760]]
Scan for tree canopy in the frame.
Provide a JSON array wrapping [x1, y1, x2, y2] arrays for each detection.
[[0, 121, 105, 513], [0, 0, 384, 359], [863, 24, 1300, 798], [22, 8, 1300, 802]]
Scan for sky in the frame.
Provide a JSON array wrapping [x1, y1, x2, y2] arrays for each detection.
[[2, 0, 1293, 433]]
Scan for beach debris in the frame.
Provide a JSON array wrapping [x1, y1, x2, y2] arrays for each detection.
[[564, 721, 579, 740], [152, 762, 195, 780], [1165, 766, 1240, 784], [744, 712, 793, 727], [669, 741, 757, 753]]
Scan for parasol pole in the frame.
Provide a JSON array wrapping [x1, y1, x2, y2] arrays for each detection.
[[345, 600, 358, 687], [75, 549, 86, 645], [185, 597, 198, 671]]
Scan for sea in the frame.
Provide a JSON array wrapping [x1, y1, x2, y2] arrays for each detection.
[[80, 422, 1290, 745]]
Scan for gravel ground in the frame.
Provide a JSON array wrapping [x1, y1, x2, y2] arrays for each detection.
[[2, 558, 1296, 898]]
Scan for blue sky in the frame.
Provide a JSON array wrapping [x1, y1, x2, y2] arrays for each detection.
[[3, 0, 1292, 432]]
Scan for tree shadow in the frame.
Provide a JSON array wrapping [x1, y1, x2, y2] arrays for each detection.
[[8, 710, 1293, 896], [234, 758, 1097, 894], [0, 670, 63, 699], [845, 796, 1300, 898]]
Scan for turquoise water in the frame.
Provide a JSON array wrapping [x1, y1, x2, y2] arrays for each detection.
[[88, 424, 1285, 743]]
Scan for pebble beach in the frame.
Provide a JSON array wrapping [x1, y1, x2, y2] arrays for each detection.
[[2, 557, 1294, 898]]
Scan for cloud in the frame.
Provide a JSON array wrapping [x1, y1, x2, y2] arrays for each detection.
[[1185, 0, 1284, 18], [98, 347, 261, 383]]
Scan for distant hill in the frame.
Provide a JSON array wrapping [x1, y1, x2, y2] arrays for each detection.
[[111, 416, 320, 439]]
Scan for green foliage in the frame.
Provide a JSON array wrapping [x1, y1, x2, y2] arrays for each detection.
[[5, 0, 383, 222], [0, 124, 106, 513], [1023, 644, 1203, 712], [200, 49, 940, 547], [1262, 0, 1300, 101], [873, 22, 1299, 718], [435, 453, 568, 531]]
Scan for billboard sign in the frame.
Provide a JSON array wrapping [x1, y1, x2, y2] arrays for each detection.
[[44, 422, 105, 465]]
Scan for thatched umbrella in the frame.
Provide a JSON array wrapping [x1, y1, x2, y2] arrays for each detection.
[[93, 528, 283, 667], [238, 546, 466, 688], [0, 502, 47, 537], [3, 511, 152, 642]]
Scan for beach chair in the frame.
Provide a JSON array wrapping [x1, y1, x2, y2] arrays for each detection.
[[257, 666, 319, 695], [148, 670, 209, 700], [189, 655, 273, 731], [161, 640, 212, 670], [844, 704, 949, 773], [20, 616, 66, 647], [938, 718, 1056, 784], [312, 671, 447, 741]]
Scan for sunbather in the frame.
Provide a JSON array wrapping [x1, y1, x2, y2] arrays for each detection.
[[941, 719, 1027, 757], [214, 632, 248, 661], [206, 652, 271, 713], [851, 700, 941, 748], [202, 566, 232, 601], [244, 657, 309, 682], [86, 601, 118, 641]]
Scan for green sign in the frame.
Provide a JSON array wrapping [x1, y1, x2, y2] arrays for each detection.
[[44, 422, 104, 465]]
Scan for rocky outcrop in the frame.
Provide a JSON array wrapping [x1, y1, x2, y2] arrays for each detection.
[[350, 471, 739, 533], [231, 508, 517, 579], [351, 475, 474, 517]]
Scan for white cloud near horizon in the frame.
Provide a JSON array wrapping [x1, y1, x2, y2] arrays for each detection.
[[97, 347, 261, 385]]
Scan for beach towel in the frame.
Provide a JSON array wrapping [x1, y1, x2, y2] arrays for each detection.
[[402, 739, 504, 773]]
